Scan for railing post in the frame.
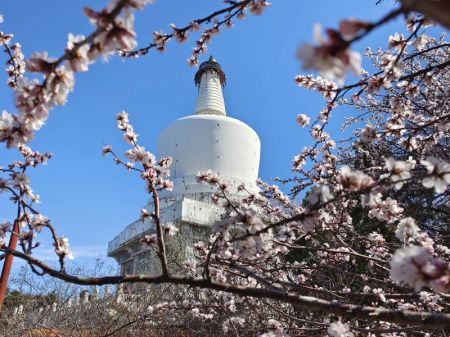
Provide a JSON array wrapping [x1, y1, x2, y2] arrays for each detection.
[[0, 220, 20, 311]]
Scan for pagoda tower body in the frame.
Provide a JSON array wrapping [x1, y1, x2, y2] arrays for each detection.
[[107, 58, 261, 275]]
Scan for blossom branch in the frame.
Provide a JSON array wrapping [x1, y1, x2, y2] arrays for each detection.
[[1, 246, 450, 328], [118, 0, 255, 58]]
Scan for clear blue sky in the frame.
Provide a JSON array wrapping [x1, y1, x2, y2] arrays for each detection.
[[0, 0, 404, 270]]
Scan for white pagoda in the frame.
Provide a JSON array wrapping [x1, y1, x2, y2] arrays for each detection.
[[107, 57, 261, 275]]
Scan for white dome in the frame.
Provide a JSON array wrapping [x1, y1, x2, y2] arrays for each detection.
[[157, 114, 260, 195]]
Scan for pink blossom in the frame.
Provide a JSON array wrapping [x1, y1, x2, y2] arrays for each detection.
[[327, 320, 354, 337], [222, 317, 245, 333], [395, 217, 420, 241], [83, 6, 111, 28], [368, 195, 403, 223], [0, 110, 34, 148], [297, 24, 361, 83], [360, 124, 377, 141], [189, 21, 201, 31], [412, 34, 429, 51], [140, 208, 150, 221], [249, 0, 271, 15], [383, 157, 413, 189], [101, 145, 112, 156], [104, 13, 137, 51], [140, 234, 157, 246], [123, 0, 155, 10], [55, 236, 73, 259], [65, 33, 90, 72], [0, 31, 13, 46], [170, 24, 188, 43], [307, 184, 334, 205], [421, 157, 450, 193], [26, 51, 55, 74], [336, 166, 374, 191], [388, 33, 406, 51], [390, 246, 450, 292], [46, 65, 75, 106], [296, 114, 310, 127], [0, 222, 10, 246], [187, 56, 198, 67], [31, 214, 49, 232], [162, 223, 179, 237], [125, 146, 155, 166], [338, 18, 370, 39]]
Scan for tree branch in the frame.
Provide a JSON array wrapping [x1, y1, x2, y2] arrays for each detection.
[[2, 246, 450, 328]]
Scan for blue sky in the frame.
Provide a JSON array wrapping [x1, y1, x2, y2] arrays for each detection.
[[0, 0, 405, 271]]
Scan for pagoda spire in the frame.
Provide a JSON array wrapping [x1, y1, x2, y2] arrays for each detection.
[[194, 56, 227, 116]]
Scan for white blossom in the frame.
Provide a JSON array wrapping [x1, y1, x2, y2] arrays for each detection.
[[55, 236, 73, 259], [297, 24, 361, 83], [65, 33, 90, 72], [296, 114, 310, 127], [395, 217, 420, 241], [162, 223, 178, 237], [327, 320, 354, 337], [383, 157, 413, 189], [390, 246, 450, 292], [421, 157, 450, 193]]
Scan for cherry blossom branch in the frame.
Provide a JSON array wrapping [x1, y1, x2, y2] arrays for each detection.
[[400, 59, 450, 82], [400, 0, 450, 30], [404, 42, 450, 61], [118, 0, 254, 58], [104, 111, 173, 276], [343, 7, 405, 48], [2, 42, 24, 89], [1, 153, 71, 271], [43, 0, 130, 81], [274, 240, 388, 265], [150, 186, 169, 276], [1, 246, 450, 328], [0, 0, 155, 148], [326, 47, 450, 96]]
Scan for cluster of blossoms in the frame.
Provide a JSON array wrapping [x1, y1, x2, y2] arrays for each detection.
[[222, 316, 245, 333], [420, 157, 450, 193], [107, 111, 174, 193], [64, 14, 450, 337], [54, 236, 74, 260], [295, 16, 450, 301], [327, 321, 354, 337], [119, 0, 270, 66], [390, 246, 449, 292], [296, 18, 367, 83], [294, 75, 338, 102], [0, 0, 153, 149], [0, 15, 25, 89], [186, 1, 270, 67], [0, 221, 10, 246], [169, 13, 449, 334], [0, 143, 75, 267]]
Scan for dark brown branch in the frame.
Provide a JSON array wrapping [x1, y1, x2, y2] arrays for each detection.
[[2, 247, 450, 328], [401, 0, 450, 30], [346, 7, 405, 46], [150, 186, 169, 276], [274, 240, 388, 265], [400, 59, 450, 82], [118, 0, 253, 57]]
